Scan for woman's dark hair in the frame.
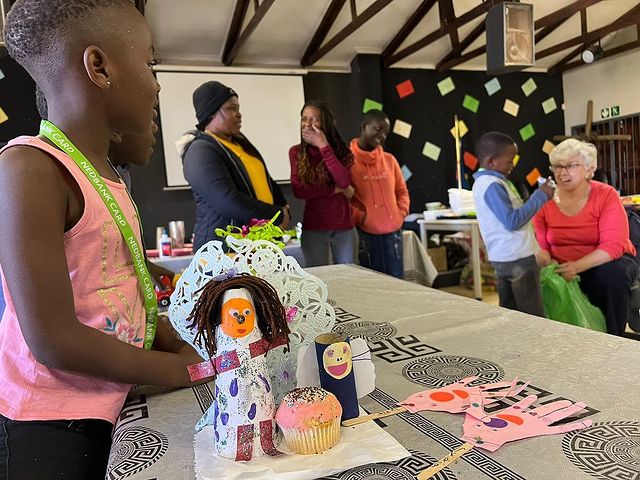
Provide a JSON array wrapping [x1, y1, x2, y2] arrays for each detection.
[[297, 100, 353, 184]]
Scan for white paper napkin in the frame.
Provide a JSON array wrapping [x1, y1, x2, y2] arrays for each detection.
[[194, 418, 410, 480]]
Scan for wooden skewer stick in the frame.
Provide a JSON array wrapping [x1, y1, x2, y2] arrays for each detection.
[[341, 406, 407, 427], [416, 442, 474, 479], [454, 115, 462, 190]]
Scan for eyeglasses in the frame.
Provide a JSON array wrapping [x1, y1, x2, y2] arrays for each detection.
[[550, 162, 582, 173]]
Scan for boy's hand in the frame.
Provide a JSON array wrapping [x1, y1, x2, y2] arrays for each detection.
[[536, 250, 553, 267], [539, 180, 555, 199]]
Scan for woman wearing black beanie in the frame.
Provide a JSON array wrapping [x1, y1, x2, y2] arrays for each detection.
[[178, 81, 290, 252]]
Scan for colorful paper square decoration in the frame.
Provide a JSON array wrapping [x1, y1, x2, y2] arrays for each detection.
[[0, 106, 8, 125], [463, 151, 479, 170], [542, 140, 555, 155], [450, 120, 468, 138], [519, 123, 535, 142], [542, 97, 557, 114], [401, 165, 413, 181], [463, 95, 480, 113], [396, 80, 415, 99], [484, 77, 501, 96], [503, 99, 519, 117], [526, 167, 541, 186], [513, 154, 520, 167], [362, 98, 383, 113], [393, 119, 412, 139], [521, 77, 537, 97], [437, 77, 455, 96], [422, 141, 441, 161]]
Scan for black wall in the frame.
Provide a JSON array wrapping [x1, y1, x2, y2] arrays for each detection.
[[381, 67, 564, 212], [1, 52, 564, 247], [0, 49, 39, 145]]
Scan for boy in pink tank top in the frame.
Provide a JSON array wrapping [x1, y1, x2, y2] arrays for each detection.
[[0, 2, 208, 479]]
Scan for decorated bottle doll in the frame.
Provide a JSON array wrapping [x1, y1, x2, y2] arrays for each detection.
[[189, 273, 290, 461]]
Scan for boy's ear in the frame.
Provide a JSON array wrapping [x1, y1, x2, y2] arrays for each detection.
[[83, 45, 112, 90], [111, 131, 123, 143]]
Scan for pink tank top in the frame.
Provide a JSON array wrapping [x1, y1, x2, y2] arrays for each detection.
[[0, 136, 146, 424]]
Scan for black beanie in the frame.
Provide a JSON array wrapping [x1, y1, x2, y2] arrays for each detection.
[[192, 81, 237, 128]]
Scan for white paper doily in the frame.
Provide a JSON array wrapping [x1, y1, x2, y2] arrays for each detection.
[[168, 237, 336, 403]]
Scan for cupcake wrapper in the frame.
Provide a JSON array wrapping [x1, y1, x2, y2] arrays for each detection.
[[281, 418, 340, 455]]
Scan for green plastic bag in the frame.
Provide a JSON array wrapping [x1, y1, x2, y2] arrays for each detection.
[[540, 264, 607, 332]]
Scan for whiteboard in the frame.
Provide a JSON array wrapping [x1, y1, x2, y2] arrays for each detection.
[[157, 71, 305, 186]]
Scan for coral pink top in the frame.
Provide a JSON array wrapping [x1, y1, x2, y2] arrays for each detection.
[[349, 139, 410, 235], [533, 180, 635, 263], [0, 137, 145, 424], [276, 387, 342, 429]]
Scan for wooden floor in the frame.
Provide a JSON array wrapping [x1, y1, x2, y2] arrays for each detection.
[[439, 284, 499, 306], [439, 283, 640, 340]]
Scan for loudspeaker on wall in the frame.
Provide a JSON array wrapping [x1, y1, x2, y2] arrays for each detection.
[[486, 2, 534, 74]]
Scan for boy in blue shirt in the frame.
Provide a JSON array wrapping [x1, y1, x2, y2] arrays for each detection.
[[472, 132, 555, 316]]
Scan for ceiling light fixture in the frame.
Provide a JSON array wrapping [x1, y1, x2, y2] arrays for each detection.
[[581, 44, 604, 64]]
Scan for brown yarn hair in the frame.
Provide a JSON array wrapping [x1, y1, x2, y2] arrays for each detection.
[[188, 274, 290, 362], [297, 100, 353, 185]]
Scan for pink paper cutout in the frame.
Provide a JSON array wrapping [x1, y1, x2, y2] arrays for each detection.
[[397, 376, 527, 414], [461, 394, 592, 452]]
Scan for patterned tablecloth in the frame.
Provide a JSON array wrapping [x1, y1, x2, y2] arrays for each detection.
[[107, 265, 640, 480]]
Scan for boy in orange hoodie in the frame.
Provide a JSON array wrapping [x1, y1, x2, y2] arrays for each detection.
[[350, 109, 410, 278]]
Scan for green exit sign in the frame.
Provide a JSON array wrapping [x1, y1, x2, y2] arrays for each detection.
[[601, 105, 621, 118]]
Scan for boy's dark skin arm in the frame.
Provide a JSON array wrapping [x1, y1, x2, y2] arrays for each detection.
[[0, 146, 204, 387]]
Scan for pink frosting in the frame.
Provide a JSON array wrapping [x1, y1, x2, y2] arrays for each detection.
[[276, 387, 342, 429]]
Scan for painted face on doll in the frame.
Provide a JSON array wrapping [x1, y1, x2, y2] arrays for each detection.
[[220, 297, 256, 338], [322, 341, 353, 379]]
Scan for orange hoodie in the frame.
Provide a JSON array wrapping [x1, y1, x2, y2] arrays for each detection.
[[349, 139, 410, 235]]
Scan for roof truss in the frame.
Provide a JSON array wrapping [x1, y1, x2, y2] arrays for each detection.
[[222, 0, 276, 66]]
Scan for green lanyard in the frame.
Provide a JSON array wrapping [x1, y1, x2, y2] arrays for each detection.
[[39, 120, 158, 349]]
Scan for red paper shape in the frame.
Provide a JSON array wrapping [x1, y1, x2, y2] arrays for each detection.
[[396, 80, 415, 99], [463, 151, 479, 170]]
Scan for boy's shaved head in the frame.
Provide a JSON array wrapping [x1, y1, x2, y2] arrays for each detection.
[[4, 0, 136, 81]]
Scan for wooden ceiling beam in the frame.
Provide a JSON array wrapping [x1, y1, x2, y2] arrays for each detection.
[[552, 37, 640, 74], [134, 0, 145, 15], [545, 8, 589, 73], [436, 0, 615, 71], [435, 20, 485, 71], [223, 0, 276, 66], [537, 2, 640, 60], [580, 8, 588, 36], [385, 0, 495, 67], [438, 0, 459, 48], [382, 0, 437, 60], [302, 0, 395, 67], [222, 0, 251, 65], [547, 45, 584, 73], [301, 0, 347, 67], [535, 0, 604, 29]]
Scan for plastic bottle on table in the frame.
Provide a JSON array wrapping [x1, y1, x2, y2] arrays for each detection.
[[159, 230, 172, 258]]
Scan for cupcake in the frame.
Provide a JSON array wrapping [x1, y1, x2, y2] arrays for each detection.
[[275, 386, 342, 454]]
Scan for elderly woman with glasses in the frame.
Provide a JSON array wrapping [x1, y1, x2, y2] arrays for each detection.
[[533, 138, 637, 335]]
